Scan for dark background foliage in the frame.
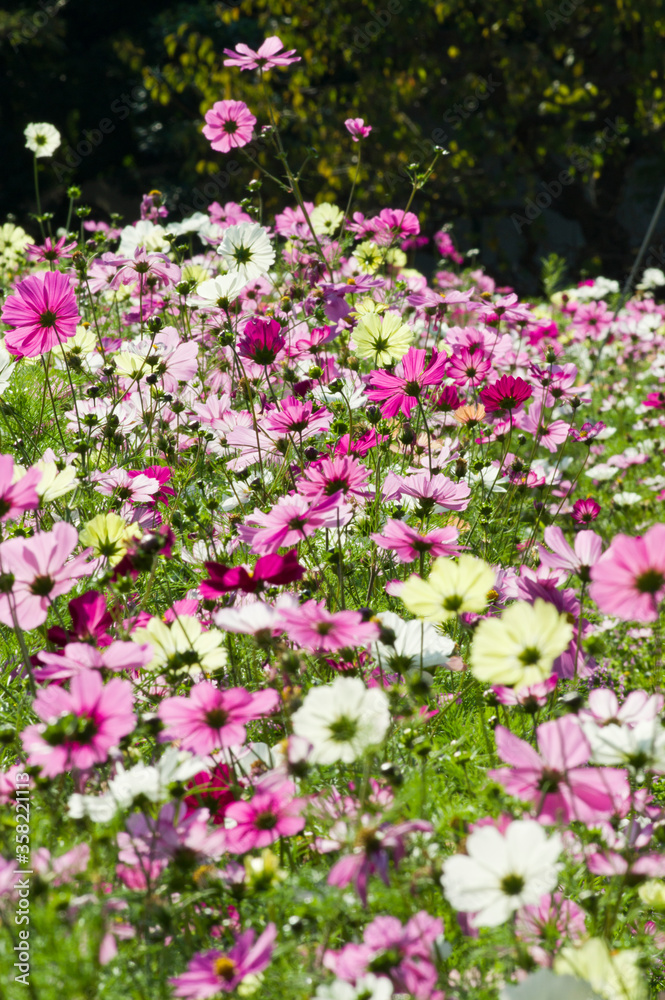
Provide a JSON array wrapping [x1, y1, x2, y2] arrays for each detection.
[[2, 0, 665, 291]]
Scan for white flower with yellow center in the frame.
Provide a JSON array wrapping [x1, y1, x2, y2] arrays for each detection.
[[24, 122, 61, 158], [217, 223, 275, 283], [470, 598, 573, 688], [292, 676, 390, 765], [554, 938, 646, 1000], [352, 311, 412, 365], [79, 512, 140, 566], [0, 223, 31, 268], [400, 555, 496, 623], [34, 461, 78, 502], [309, 201, 344, 236], [351, 241, 383, 274], [132, 614, 227, 679], [196, 271, 247, 309]]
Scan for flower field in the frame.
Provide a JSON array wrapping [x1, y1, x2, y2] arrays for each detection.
[[2, 34, 665, 1000]]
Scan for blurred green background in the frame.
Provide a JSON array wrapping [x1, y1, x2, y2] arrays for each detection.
[[2, 0, 665, 291]]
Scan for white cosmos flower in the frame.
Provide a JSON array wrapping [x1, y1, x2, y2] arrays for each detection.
[[554, 938, 647, 1000], [217, 222, 275, 282], [34, 461, 78, 502], [581, 718, 665, 773], [313, 975, 393, 1000], [441, 819, 562, 927], [118, 220, 170, 256], [195, 271, 247, 309], [372, 610, 454, 674], [309, 201, 344, 236], [24, 122, 61, 158], [292, 676, 391, 765], [132, 614, 228, 678], [500, 970, 601, 1000]]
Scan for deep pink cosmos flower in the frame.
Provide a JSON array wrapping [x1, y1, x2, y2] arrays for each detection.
[[170, 924, 277, 999], [47, 589, 113, 647], [279, 599, 380, 652], [366, 347, 449, 419], [225, 778, 306, 853], [572, 497, 601, 525], [371, 519, 461, 563], [589, 524, 665, 622], [237, 317, 286, 365], [0, 522, 97, 630], [1, 270, 79, 357], [367, 208, 420, 247], [184, 765, 235, 825], [344, 118, 372, 141], [25, 235, 77, 262], [200, 550, 305, 596], [128, 465, 175, 505], [21, 670, 135, 777], [223, 35, 300, 71], [0, 454, 41, 521], [480, 375, 533, 413], [446, 347, 492, 387], [263, 397, 331, 438], [158, 682, 279, 754], [202, 101, 257, 153], [433, 384, 462, 413], [489, 717, 629, 825], [643, 391, 665, 410]]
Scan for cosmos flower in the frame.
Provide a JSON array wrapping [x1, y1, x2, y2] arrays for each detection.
[[1, 270, 79, 357], [217, 223, 275, 282], [292, 677, 390, 764], [24, 122, 61, 157], [202, 100, 257, 154], [223, 35, 300, 71]]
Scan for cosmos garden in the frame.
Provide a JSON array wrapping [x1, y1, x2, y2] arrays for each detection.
[[3, 31, 665, 1000]]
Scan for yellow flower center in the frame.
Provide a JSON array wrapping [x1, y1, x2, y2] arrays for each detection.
[[214, 956, 237, 981]]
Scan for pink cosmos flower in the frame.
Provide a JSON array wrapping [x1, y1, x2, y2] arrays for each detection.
[[297, 455, 371, 499], [209, 201, 253, 227], [324, 912, 443, 1000], [110, 247, 181, 291], [200, 550, 305, 596], [446, 347, 492, 387], [117, 802, 227, 878], [170, 924, 277, 999], [237, 492, 351, 555], [21, 670, 135, 777], [489, 717, 630, 825], [366, 347, 449, 419], [157, 682, 279, 754], [237, 317, 286, 366], [202, 101, 257, 153], [493, 675, 557, 710], [589, 524, 665, 622], [578, 688, 664, 728], [1, 270, 79, 357], [262, 397, 331, 438], [371, 519, 461, 563], [279, 599, 379, 652], [570, 300, 613, 340], [366, 208, 420, 247], [0, 454, 41, 521], [344, 118, 372, 141], [385, 471, 471, 512], [514, 400, 569, 453], [539, 526, 603, 581], [25, 235, 77, 262], [128, 465, 175, 505], [223, 35, 300, 71], [92, 467, 161, 503], [0, 522, 97, 630], [571, 497, 601, 524], [515, 893, 586, 963], [480, 374, 533, 413], [225, 778, 306, 853], [184, 765, 235, 825], [34, 640, 153, 683]]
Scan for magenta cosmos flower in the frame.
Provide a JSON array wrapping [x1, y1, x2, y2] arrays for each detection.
[[225, 778, 306, 853], [25, 235, 77, 263], [589, 524, 665, 622], [1, 270, 79, 357], [200, 550, 304, 596], [446, 347, 492, 387], [489, 717, 629, 825], [238, 492, 351, 555], [279, 599, 380, 653], [21, 670, 135, 777], [572, 497, 601, 525], [297, 455, 371, 499], [366, 347, 449, 419], [223, 35, 300, 71], [479, 374, 533, 413], [158, 682, 279, 754], [344, 117, 372, 141], [202, 100, 257, 153], [237, 317, 286, 365], [0, 522, 96, 630], [170, 924, 277, 999]]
